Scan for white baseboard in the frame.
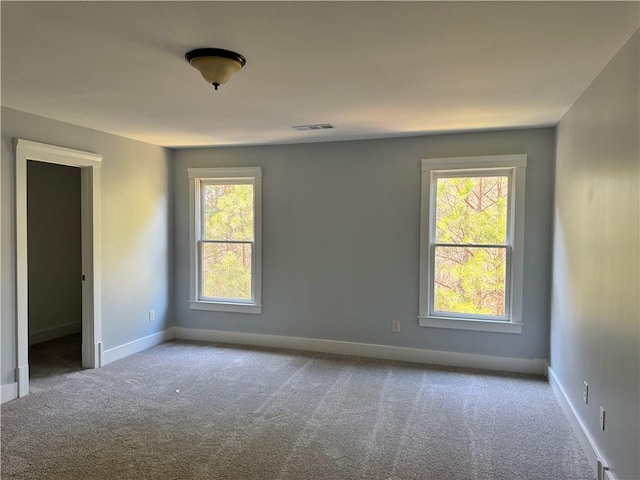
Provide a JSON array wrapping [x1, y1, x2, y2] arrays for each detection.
[[29, 322, 81, 346], [604, 468, 617, 480], [1, 382, 18, 404], [548, 366, 606, 479], [174, 327, 548, 375], [102, 327, 176, 366]]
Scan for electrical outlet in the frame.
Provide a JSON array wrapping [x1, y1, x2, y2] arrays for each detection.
[[599, 406, 605, 431], [392, 320, 401, 333], [583, 381, 589, 404], [597, 460, 610, 480], [148, 310, 155, 322]]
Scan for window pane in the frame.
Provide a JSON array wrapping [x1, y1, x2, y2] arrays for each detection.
[[203, 184, 253, 241], [201, 242, 252, 300], [433, 246, 506, 316], [435, 176, 508, 245]]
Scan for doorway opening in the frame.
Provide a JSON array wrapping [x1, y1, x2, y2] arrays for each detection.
[[15, 140, 102, 397], [27, 161, 83, 387]]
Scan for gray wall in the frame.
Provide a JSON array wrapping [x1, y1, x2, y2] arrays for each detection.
[[173, 128, 555, 361], [551, 30, 639, 480], [1, 107, 173, 386], [27, 161, 82, 343]]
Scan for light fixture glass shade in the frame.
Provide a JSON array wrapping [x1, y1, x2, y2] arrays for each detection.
[[186, 48, 246, 90], [190, 56, 242, 87]]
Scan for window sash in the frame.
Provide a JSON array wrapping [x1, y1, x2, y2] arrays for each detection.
[[197, 179, 255, 302], [429, 244, 511, 321], [428, 169, 514, 322], [199, 179, 255, 242], [198, 240, 255, 303]]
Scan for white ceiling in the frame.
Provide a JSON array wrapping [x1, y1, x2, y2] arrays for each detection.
[[2, 1, 638, 148]]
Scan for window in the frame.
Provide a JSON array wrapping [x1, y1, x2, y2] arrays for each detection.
[[419, 155, 526, 333], [189, 167, 262, 314]]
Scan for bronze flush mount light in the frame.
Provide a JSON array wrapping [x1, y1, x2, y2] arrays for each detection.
[[185, 48, 247, 90]]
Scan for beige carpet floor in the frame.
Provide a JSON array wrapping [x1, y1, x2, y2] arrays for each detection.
[[1, 338, 593, 479]]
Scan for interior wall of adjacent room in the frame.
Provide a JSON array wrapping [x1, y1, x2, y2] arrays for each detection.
[[0, 107, 173, 386], [551, 29, 639, 480], [27, 161, 82, 345], [173, 127, 555, 361]]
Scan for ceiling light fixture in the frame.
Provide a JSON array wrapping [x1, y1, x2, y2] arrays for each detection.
[[185, 48, 246, 90]]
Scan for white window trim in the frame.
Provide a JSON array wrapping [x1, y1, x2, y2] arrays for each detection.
[[418, 154, 526, 334], [188, 167, 262, 314]]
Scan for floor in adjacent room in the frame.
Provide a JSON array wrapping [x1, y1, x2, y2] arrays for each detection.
[[28, 332, 83, 392]]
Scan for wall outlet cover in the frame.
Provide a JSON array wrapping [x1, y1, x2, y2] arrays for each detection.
[[583, 381, 589, 404]]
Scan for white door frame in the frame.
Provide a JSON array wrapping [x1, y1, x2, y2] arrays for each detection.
[[15, 139, 102, 397]]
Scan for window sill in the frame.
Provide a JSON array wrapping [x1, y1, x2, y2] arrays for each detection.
[[418, 316, 521, 334], [189, 300, 262, 314]]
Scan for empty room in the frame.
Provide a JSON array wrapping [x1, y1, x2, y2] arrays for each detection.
[[1, 2, 638, 479]]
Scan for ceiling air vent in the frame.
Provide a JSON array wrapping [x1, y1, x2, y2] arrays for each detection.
[[292, 124, 334, 131]]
